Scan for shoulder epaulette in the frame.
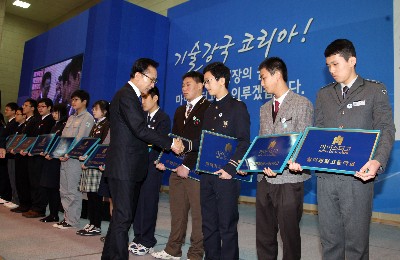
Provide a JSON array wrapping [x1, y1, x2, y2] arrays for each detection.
[[320, 82, 336, 89], [365, 78, 382, 84]]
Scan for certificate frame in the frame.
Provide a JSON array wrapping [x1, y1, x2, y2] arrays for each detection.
[[29, 134, 57, 155], [6, 134, 26, 153], [156, 133, 200, 181], [196, 130, 252, 182], [67, 137, 101, 159], [13, 137, 38, 153], [5, 133, 17, 149], [48, 137, 75, 159], [291, 127, 381, 175], [83, 144, 109, 169], [236, 132, 302, 173]]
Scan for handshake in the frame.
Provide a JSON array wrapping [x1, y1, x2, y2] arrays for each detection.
[[171, 138, 185, 154]]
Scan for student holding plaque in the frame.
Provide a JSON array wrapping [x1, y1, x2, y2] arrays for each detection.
[[76, 100, 110, 236], [151, 72, 209, 260], [53, 90, 94, 230], [12, 99, 40, 214], [291, 39, 396, 259], [40, 103, 68, 223], [256, 57, 314, 260], [199, 62, 250, 259], [22, 98, 55, 219], [129, 87, 171, 256]]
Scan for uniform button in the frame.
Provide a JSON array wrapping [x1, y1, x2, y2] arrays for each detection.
[[216, 106, 218, 109], [341, 111, 345, 115], [339, 125, 344, 128], [214, 117, 216, 120], [211, 128, 214, 131]]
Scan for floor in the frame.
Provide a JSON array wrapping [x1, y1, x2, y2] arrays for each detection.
[[1, 193, 400, 260]]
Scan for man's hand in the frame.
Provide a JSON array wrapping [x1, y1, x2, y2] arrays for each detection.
[[45, 154, 52, 160], [172, 138, 185, 154], [20, 150, 28, 156], [99, 165, 105, 171], [215, 169, 232, 180], [81, 164, 88, 170], [155, 162, 166, 171], [237, 170, 248, 176], [0, 148, 5, 158], [175, 165, 189, 179], [79, 155, 88, 161], [263, 167, 277, 177], [355, 159, 380, 181], [288, 159, 303, 173], [59, 154, 69, 162]]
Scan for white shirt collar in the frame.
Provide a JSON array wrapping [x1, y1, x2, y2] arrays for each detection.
[[42, 113, 51, 120], [273, 89, 290, 105], [148, 107, 160, 120], [187, 95, 203, 108], [216, 93, 228, 102], [8, 116, 15, 123], [128, 81, 141, 97], [340, 75, 358, 90], [96, 117, 106, 123]]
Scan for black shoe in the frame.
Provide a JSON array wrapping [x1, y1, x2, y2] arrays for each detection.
[[40, 215, 59, 223], [10, 206, 29, 213]]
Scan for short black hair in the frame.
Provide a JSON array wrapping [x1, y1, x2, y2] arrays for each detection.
[[203, 62, 230, 89], [52, 103, 68, 123], [92, 100, 110, 119], [182, 71, 204, 84], [258, 57, 288, 82], [145, 86, 160, 105], [71, 90, 90, 107], [5, 102, 18, 112], [37, 98, 53, 108], [130, 58, 159, 78], [24, 98, 38, 115], [324, 39, 356, 61], [16, 107, 24, 115]]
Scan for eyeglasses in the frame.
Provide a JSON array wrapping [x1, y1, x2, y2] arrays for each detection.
[[203, 77, 218, 86], [141, 72, 158, 84]]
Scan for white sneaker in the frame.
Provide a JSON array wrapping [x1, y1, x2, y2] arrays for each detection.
[[0, 198, 7, 204], [151, 250, 180, 259], [128, 243, 153, 256], [4, 202, 18, 209]]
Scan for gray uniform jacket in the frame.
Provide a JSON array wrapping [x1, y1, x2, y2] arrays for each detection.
[[62, 109, 94, 141], [258, 89, 314, 183], [315, 76, 395, 177]]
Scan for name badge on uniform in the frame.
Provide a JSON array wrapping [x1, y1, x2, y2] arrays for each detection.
[[347, 104, 352, 109], [353, 100, 365, 107]]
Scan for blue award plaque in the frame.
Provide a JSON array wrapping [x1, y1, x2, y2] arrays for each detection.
[[84, 144, 109, 168], [157, 134, 200, 181], [237, 133, 302, 173], [68, 137, 100, 159], [5, 134, 17, 149], [48, 137, 75, 158], [30, 134, 57, 155], [6, 134, 26, 153], [196, 130, 252, 182], [13, 137, 37, 153], [292, 127, 381, 175]]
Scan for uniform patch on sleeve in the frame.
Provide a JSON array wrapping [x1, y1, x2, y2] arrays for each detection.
[[86, 122, 91, 128], [382, 89, 387, 95]]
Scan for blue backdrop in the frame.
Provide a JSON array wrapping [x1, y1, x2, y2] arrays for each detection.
[[18, 0, 399, 215]]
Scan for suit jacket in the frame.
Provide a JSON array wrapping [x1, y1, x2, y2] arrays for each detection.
[[258, 90, 314, 183], [172, 97, 210, 169], [34, 114, 56, 136], [315, 76, 395, 175], [104, 83, 172, 181], [0, 118, 18, 149], [147, 109, 171, 164]]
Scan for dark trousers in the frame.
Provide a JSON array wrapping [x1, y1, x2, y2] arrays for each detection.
[[164, 173, 203, 259], [317, 175, 373, 260], [87, 192, 103, 228], [133, 166, 163, 248], [0, 158, 12, 201], [256, 179, 304, 260], [102, 178, 142, 260], [46, 187, 61, 217], [200, 174, 240, 260], [15, 155, 31, 210], [29, 156, 47, 213]]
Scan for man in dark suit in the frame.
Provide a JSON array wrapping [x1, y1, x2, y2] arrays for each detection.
[[23, 98, 55, 218], [291, 39, 396, 259], [151, 71, 209, 260], [129, 86, 171, 256], [102, 58, 183, 260]]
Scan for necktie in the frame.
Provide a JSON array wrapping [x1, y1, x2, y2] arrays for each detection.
[[274, 100, 280, 114], [138, 95, 142, 105], [185, 103, 193, 118], [342, 86, 349, 99], [147, 115, 151, 123]]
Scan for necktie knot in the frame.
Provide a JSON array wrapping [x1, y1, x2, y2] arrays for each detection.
[[274, 100, 280, 114], [186, 103, 193, 118], [342, 86, 349, 99]]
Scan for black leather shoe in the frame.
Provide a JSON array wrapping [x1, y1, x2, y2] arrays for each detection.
[[40, 215, 60, 223], [10, 206, 29, 213]]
